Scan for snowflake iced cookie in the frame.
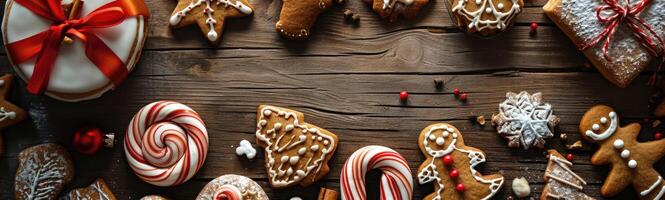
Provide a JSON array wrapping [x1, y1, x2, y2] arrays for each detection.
[[0, 74, 27, 156], [363, 0, 429, 22], [580, 105, 665, 199], [15, 144, 74, 200], [169, 0, 253, 44], [492, 91, 559, 150], [256, 105, 338, 188], [541, 150, 595, 200], [417, 123, 504, 200], [448, 0, 523, 36], [275, 0, 334, 39], [196, 174, 268, 200], [68, 178, 117, 200]]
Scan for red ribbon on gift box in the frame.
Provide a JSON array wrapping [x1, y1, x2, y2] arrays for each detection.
[[6, 0, 149, 94]]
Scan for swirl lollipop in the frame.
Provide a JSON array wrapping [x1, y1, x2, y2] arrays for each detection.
[[124, 101, 209, 186]]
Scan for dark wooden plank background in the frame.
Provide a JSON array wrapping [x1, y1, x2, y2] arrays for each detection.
[[0, 0, 663, 198]]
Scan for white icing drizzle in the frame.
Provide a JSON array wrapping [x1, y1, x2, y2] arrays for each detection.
[[256, 106, 336, 187], [655, 186, 665, 200], [585, 112, 617, 141], [543, 155, 592, 199], [72, 180, 112, 200], [546, 156, 586, 189], [235, 140, 256, 159], [0, 107, 17, 122], [417, 124, 503, 200], [641, 176, 662, 196], [17, 150, 69, 200], [452, 0, 521, 31], [382, 0, 414, 9], [169, 0, 253, 41]]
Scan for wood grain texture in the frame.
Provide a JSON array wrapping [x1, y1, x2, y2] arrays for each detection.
[[0, 0, 663, 198]]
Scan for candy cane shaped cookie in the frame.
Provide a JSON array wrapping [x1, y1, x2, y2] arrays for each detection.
[[341, 145, 413, 200], [124, 101, 208, 186]]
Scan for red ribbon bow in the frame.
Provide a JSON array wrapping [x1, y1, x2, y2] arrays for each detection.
[[6, 0, 149, 94], [578, 0, 664, 62]]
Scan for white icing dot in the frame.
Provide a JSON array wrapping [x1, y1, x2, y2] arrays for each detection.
[[298, 147, 307, 155], [453, 133, 458, 139], [299, 135, 307, 141], [609, 112, 616, 118], [285, 124, 294, 132], [274, 123, 282, 130], [310, 128, 318, 133], [592, 124, 600, 131], [296, 170, 306, 177], [287, 167, 294, 176], [302, 129, 308, 133], [311, 145, 320, 151], [281, 156, 289, 163], [317, 136, 323, 141], [621, 149, 630, 158], [475, 0, 481, 4], [600, 117, 608, 124], [497, 3, 504, 9], [289, 156, 300, 165], [442, 131, 450, 137], [323, 140, 329, 145], [263, 110, 272, 116], [169, 14, 182, 25], [628, 160, 637, 168], [429, 134, 436, 141], [613, 139, 624, 149], [436, 137, 445, 146], [485, 7, 492, 13]]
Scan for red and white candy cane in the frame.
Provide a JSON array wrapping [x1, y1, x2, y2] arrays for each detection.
[[341, 145, 413, 200], [212, 185, 243, 200], [124, 101, 208, 186]]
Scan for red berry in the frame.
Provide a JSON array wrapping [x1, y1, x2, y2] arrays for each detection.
[[460, 93, 468, 102], [453, 88, 460, 96], [442, 155, 454, 165], [565, 153, 574, 161], [400, 91, 409, 101], [656, 132, 663, 140], [455, 183, 465, 192], [530, 22, 538, 32], [449, 169, 459, 179]]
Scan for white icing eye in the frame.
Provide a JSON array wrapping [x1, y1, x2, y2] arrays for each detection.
[[600, 117, 608, 124], [442, 131, 450, 137], [592, 124, 600, 131], [613, 139, 624, 149], [263, 109, 272, 116], [429, 134, 436, 141], [628, 160, 637, 168], [497, 3, 504, 9], [436, 137, 445, 146], [621, 149, 630, 158]]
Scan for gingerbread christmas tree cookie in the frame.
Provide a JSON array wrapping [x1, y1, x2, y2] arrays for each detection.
[[580, 105, 665, 199], [448, 0, 523, 36], [256, 105, 338, 188], [541, 150, 595, 200], [363, 0, 429, 22], [417, 123, 504, 200], [169, 0, 253, 44]]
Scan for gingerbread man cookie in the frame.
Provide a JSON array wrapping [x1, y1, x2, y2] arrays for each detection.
[[580, 105, 665, 199], [0, 74, 26, 156], [417, 123, 504, 200], [275, 0, 333, 39], [256, 105, 338, 188], [169, 0, 253, 44], [363, 0, 429, 21]]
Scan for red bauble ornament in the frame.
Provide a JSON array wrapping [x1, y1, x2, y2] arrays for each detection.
[[400, 91, 409, 102], [449, 169, 459, 179], [442, 155, 454, 165], [453, 88, 460, 96], [656, 132, 663, 140], [73, 125, 105, 155], [460, 93, 468, 102], [530, 22, 538, 32], [455, 183, 465, 192], [565, 153, 574, 161]]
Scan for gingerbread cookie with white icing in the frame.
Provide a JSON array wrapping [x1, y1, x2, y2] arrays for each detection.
[[580, 105, 665, 199], [169, 0, 253, 44], [363, 0, 429, 22], [0, 74, 27, 156], [417, 123, 504, 200], [275, 0, 334, 39], [256, 105, 338, 188], [448, 0, 523, 36], [541, 150, 595, 200], [68, 178, 117, 200], [15, 144, 75, 200]]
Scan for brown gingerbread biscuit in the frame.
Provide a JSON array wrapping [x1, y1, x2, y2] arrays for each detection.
[[541, 150, 595, 200], [68, 178, 117, 200], [275, 0, 334, 39], [362, 0, 429, 22], [15, 143, 75, 200], [0, 74, 27, 156], [449, 0, 523, 36], [580, 105, 665, 199], [417, 123, 504, 200], [169, 0, 253, 44], [255, 105, 339, 188]]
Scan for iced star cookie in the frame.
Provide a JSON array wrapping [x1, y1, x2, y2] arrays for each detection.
[[275, 0, 334, 39], [363, 0, 429, 22], [169, 0, 253, 44], [196, 174, 268, 200], [580, 105, 665, 199], [417, 123, 504, 200], [492, 91, 559, 150], [15, 144, 75, 200], [256, 105, 338, 188], [448, 0, 523, 36], [541, 150, 595, 200]]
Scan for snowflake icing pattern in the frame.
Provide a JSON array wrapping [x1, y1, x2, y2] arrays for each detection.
[[493, 91, 559, 149]]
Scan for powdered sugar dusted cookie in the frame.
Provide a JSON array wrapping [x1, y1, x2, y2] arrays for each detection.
[[448, 0, 523, 36], [492, 91, 559, 150], [196, 174, 268, 200], [363, 0, 429, 21], [68, 178, 117, 200], [417, 123, 504, 200], [541, 150, 594, 200], [169, 0, 253, 44], [256, 105, 338, 188], [15, 143, 74, 200]]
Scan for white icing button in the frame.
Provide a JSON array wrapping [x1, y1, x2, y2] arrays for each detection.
[[429, 134, 436, 141], [600, 117, 608, 124], [436, 137, 445, 146], [613, 139, 624, 149], [442, 131, 450, 137], [485, 7, 492, 13], [628, 160, 637, 168], [621, 149, 630, 158], [497, 3, 504, 9], [592, 124, 600, 131], [263, 110, 272, 116]]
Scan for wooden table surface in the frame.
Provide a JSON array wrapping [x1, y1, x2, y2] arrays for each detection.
[[1, 0, 663, 198]]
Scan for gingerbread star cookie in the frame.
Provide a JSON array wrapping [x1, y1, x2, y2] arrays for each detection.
[[69, 178, 117, 200], [0, 74, 26, 156], [363, 0, 429, 22], [275, 0, 333, 39], [580, 105, 665, 199], [417, 123, 504, 200], [541, 150, 595, 200], [169, 0, 253, 44], [255, 105, 338, 188]]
